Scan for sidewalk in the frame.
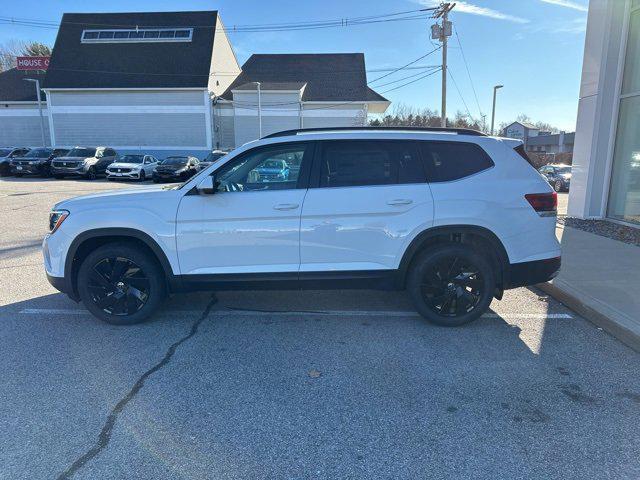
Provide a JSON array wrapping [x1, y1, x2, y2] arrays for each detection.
[[538, 224, 640, 351]]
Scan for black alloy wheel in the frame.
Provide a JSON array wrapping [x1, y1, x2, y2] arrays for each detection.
[[408, 245, 495, 326], [139, 170, 146, 181], [77, 243, 166, 325], [86, 166, 97, 180], [86, 257, 150, 316]]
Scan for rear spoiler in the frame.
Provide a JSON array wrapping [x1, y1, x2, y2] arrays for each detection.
[[500, 138, 536, 167]]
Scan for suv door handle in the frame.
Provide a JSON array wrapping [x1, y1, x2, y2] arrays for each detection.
[[273, 203, 299, 211], [387, 199, 413, 206]]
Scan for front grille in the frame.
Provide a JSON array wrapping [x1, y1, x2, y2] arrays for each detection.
[[53, 161, 80, 168], [109, 168, 132, 173]]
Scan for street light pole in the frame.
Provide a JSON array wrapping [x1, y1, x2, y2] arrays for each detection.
[[490, 84, 503, 136], [255, 82, 262, 138], [24, 78, 46, 147]]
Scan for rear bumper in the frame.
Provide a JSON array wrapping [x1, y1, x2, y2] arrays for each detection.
[[506, 256, 561, 289]]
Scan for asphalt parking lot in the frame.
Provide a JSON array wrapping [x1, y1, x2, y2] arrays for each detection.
[[0, 179, 638, 479]]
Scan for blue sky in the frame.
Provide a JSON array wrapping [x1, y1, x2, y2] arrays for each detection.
[[0, 0, 588, 130]]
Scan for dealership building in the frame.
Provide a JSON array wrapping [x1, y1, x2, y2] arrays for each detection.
[[571, 0, 640, 227], [0, 10, 389, 157]]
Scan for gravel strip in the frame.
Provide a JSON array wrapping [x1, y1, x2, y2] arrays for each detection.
[[557, 216, 640, 247]]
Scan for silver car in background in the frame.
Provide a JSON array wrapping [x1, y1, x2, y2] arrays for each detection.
[[106, 154, 159, 181]]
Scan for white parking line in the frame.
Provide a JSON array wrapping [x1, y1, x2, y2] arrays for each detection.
[[18, 308, 573, 319]]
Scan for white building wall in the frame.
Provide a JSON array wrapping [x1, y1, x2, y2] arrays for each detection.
[[0, 103, 51, 147], [46, 89, 210, 150], [569, 0, 628, 219]]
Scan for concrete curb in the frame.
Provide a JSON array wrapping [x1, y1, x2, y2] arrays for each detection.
[[538, 279, 640, 352]]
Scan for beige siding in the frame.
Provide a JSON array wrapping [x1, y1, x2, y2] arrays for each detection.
[[209, 16, 241, 96]]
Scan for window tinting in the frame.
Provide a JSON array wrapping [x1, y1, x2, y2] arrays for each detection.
[[129, 30, 145, 39], [83, 31, 99, 40], [419, 142, 494, 182], [175, 30, 190, 38], [113, 31, 129, 39], [143, 30, 160, 38], [81, 28, 193, 43], [159, 30, 175, 38], [98, 31, 115, 39], [215, 143, 310, 192], [319, 141, 424, 188]]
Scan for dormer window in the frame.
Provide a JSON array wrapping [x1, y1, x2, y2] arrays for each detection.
[[81, 28, 193, 43]]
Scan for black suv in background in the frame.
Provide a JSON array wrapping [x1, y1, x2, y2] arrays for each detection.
[[50, 147, 118, 180], [152, 156, 200, 183], [11, 148, 69, 177], [0, 147, 30, 176]]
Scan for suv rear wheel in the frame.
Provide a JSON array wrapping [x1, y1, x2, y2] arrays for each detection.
[[407, 245, 495, 327], [77, 243, 166, 325]]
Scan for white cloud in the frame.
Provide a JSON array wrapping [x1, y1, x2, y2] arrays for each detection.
[[540, 0, 588, 12], [418, 1, 530, 24]]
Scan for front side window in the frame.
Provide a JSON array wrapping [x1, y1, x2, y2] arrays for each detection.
[[318, 140, 424, 188], [419, 141, 494, 182], [215, 143, 310, 193]]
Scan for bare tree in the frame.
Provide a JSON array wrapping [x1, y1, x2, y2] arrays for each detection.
[[369, 103, 483, 131], [0, 40, 52, 72]]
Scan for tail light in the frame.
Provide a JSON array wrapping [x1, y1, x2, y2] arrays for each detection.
[[525, 192, 557, 216]]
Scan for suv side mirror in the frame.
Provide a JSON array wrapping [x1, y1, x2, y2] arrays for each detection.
[[197, 175, 218, 195]]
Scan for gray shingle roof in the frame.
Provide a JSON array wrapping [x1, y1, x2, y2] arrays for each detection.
[[527, 132, 575, 146], [43, 11, 217, 89], [220, 53, 388, 103], [0, 68, 47, 102]]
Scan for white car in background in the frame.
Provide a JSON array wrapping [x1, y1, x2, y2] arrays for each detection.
[[106, 154, 158, 181]]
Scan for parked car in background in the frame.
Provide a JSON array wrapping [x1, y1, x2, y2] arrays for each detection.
[[199, 149, 228, 169], [43, 127, 560, 326], [152, 156, 200, 183], [0, 147, 30, 177], [10, 148, 69, 177], [249, 158, 290, 183], [539, 164, 572, 192], [50, 147, 118, 180], [106, 154, 158, 181]]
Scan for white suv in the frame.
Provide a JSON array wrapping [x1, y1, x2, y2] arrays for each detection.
[[43, 127, 561, 326]]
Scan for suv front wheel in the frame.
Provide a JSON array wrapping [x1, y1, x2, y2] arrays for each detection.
[[77, 243, 166, 325], [407, 245, 495, 327]]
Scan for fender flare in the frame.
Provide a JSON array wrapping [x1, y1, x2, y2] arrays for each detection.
[[64, 228, 178, 298], [398, 225, 510, 286]]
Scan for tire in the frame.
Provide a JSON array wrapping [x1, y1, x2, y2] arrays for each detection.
[[85, 166, 97, 180], [139, 170, 146, 181], [153, 178, 159, 183], [53, 174, 64, 179], [554, 180, 563, 192], [77, 243, 166, 325], [407, 245, 495, 327]]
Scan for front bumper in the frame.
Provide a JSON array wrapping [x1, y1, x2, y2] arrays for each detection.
[[107, 170, 141, 179], [11, 163, 46, 175], [506, 256, 561, 289], [50, 164, 88, 176], [153, 172, 184, 182]]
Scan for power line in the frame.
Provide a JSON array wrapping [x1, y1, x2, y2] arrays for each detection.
[[381, 68, 441, 94], [454, 25, 483, 119], [372, 66, 441, 88], [447, 67, 475, 122], [368, 46, 441, 84], [0, 8, 437, 33]]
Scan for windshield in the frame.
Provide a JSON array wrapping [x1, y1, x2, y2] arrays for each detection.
[[262, 160, 285, 169], [119, 155, 144, 164], [0, 149, 12, 157], [67, 147, 96, 157], [557, 166, 571, 175], [162, 157, 188, 166], [24, 148, 52, 158], [204, 152, 227, 163]]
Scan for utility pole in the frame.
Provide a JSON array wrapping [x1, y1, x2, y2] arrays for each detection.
[[24, 78, 46, 147], [432, 3, 455, 128]]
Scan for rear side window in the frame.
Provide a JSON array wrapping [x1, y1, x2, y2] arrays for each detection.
[[419, 141, 494, 182], [318, 140, 425, 188]]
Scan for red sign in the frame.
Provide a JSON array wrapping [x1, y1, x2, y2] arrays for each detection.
[[16, 56, 50, 71]]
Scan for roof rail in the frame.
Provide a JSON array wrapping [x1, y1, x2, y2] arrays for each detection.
[[262, 126, 487, 139]]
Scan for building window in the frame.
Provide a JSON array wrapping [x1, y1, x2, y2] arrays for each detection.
[[81, 28, 193, 43], [608, 7, 640, 225]]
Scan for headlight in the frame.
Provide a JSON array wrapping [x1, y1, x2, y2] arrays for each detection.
[[49, 210, 69, 233]]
